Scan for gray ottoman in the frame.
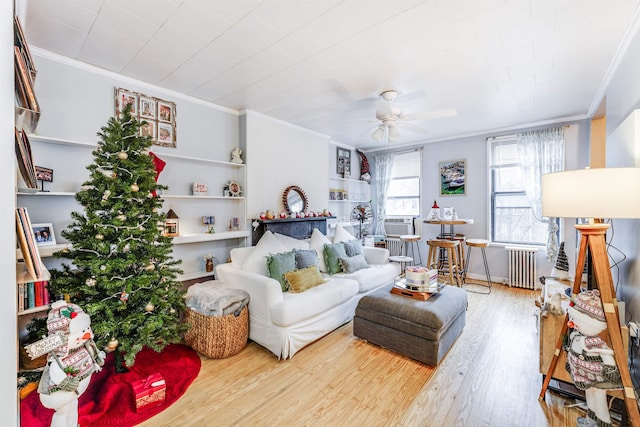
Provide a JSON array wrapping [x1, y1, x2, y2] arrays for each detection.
[[354, 284, 467, 365]]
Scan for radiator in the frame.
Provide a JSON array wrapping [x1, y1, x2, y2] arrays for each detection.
[[386, 238, 403, 257], [506, 246, 539, 289]]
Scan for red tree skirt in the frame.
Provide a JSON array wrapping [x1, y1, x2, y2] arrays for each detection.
[[21, 344, 201, 427]]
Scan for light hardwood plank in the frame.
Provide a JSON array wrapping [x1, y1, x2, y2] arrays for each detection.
[[140, 284, 615, 427]]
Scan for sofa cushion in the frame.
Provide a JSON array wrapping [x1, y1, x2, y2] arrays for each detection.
[[333, 224, 358, 243], [334, 263, 401, 293], [274, 232, 310, 251], [294, 249, 320, 269], [343, 240, 364, 257], [324, 242, 348, 275], [242, 231, 288, 276], [270, 277, 360, 327], [339, 254, 369, 273], [309, 228, 332, 273], [267, 250, 296, 291], [285, 266, 325, 293]]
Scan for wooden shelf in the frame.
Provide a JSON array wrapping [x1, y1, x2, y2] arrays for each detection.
[[172, 230, 250, 245], [27, 134, 96, 148], [155, 152, 246, 167], [16, 243, 69, 260], [161, 195, 245, 200], [17, 190, 76, 197], [179, 271, 215, 282], [18, 305, 50, 316]]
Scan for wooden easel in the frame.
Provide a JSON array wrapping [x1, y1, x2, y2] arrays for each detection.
[[539, 224, 640, 424]]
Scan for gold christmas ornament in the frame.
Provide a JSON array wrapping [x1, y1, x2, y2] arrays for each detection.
[[131, 183, 139, 192], [169, 308, 176, 314], [144, 263, 155, 271], [145, 303, 155, 312], [106, 338, 119, 351], [95, 233, 104, 240], [117, 151, 128, 160], [117, 214, 126, 221], [85, 278, 97, 287]]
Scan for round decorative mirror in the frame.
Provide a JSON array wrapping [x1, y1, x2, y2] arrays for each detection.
[[283, 185, 308, 214]]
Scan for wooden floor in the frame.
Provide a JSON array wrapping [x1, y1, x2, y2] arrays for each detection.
[[139, 283, 611, 427]]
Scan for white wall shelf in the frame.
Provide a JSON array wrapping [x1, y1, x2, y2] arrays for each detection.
[[18, 305, 51, 316], [172, 230, 250, 245], [17, 191, 76, 197], [161, 195, 245, 200], [27, 134, 96, 148]]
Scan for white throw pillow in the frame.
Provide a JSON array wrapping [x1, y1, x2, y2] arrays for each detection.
[[309, 228, 331, 273], [274, 232, 310, 251], [333, 224, 358, 243], [242, 231, 288, 276]]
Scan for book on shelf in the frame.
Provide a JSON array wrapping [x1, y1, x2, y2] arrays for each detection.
[[27, 282, 35, 309], [16, 207, 44, 281], [14, 45, 38, 112], [13, 15, 36, 76], [14, 128, 38, 189], [18, 283, 25, 312]]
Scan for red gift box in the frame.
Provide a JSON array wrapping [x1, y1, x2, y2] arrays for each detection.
[[131, 373, 166, 412]]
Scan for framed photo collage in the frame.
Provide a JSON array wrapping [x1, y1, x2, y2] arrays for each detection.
[[115, 87, 177, 148]]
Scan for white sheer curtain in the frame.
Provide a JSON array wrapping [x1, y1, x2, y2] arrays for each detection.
[[373, 151, 394, 235], [516, 127, 565, 261]]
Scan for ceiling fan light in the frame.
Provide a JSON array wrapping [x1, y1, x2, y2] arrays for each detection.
[[388, 125, 400, 142], [371, 126, 385, 142]]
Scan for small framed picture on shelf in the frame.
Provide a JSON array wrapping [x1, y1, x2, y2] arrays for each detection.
[[336, 146, 351, 175], [31, 223, 56, 246]]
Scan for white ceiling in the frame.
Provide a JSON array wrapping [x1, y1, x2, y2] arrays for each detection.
[[21, 0, 640, 149]]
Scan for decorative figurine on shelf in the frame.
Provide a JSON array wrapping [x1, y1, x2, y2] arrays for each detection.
[[204, 254, 214, 272], [230, 147, 243, 164], [427, 200, 441, 220], [356, 149, 371, 184], [565, 290, 621, 427], [35, 301, 105, 427]]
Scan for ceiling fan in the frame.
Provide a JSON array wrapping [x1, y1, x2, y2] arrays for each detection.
[[370, 89, 457, 142]]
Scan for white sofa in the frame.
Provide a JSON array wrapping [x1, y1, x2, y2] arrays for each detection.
[[216, 226, 400, 359]]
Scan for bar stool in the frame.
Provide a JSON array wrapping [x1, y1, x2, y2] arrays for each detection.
[[439, 233, 466, 273], [399, 234, 422, 266], [426, 239, 462, 287], [463, 238, 492, 294]]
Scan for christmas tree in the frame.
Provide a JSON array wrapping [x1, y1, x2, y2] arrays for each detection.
[[51, 104, 187, 369]]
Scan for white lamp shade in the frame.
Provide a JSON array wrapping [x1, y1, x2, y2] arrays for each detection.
[[542, 168, 640, 219], [371, 126, 385, 142], [388, 124, 400, 142]]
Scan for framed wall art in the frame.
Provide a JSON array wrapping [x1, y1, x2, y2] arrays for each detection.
[[114, 87, 177, 148], [337, 147, 351, 175], [439, 159, 466, 196]]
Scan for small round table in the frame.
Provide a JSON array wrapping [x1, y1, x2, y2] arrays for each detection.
[[389, 255, 413, 275]]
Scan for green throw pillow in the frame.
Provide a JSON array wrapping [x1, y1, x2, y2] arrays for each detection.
[[339, 254, 369, 274], [266, 251, 296, 291], [323, 242, 347, 275]]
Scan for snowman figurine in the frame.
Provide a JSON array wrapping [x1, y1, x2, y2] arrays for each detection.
[[38, 300, 105, 427], [565, 289, 621, 427]]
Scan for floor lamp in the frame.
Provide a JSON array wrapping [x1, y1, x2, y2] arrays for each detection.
[[539, 167, 640, 424]]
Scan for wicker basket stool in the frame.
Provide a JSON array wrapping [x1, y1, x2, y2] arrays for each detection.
[[184, 305, 248, 359]]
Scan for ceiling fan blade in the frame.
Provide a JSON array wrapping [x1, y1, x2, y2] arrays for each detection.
[[401, 108, 457, 121], [398, 122, 429, 134]]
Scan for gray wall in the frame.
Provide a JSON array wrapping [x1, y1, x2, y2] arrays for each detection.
[[603, 24, 640, 323]]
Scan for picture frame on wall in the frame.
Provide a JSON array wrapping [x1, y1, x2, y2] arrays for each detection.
[[439, 159, 466, 196], [139, 97, 156, 119], [32, 222, 56, 246], [114, 87, 177, 148], [116, 88, 138, 117], [337, 147, 351, 175]]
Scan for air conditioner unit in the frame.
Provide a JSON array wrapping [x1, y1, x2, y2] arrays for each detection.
[[384, 217, 414, 237]]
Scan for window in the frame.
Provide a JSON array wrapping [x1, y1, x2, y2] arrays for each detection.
[[489, 139, 547, 245], [385, 151, 421, 216]]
